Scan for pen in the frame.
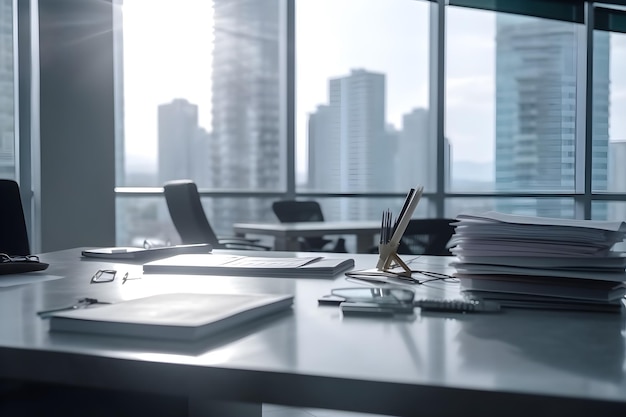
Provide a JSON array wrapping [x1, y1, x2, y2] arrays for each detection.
[[37, 298, 111, 318]]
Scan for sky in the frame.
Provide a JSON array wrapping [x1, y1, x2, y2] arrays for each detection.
[[121, 0, 626, 178]]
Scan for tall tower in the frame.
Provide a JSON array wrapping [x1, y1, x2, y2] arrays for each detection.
[[609, 141, 626, 221], [397, 108, 430, 191], [307, 104, 335, 191], [308, 69, 388, 220], [210, 0, 281, 232], [495, 16, 609, 218], [0, 0, 14, 179], [158, 99, 211, 186]]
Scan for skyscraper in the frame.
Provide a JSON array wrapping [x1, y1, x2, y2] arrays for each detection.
[[308, 69, 389, 220], [210, 0, 281, 232], [495, 15, 609, 218], [307, 104, 335, 191], [609, 141, 626, 221], [158, 98, 212, 187], [395, 108, 452, 192]]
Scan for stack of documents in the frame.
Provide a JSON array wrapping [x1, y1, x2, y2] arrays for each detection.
[[450, 212, 626, 312]]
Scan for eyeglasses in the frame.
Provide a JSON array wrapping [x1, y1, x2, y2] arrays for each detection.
[[0, 253, 40, 263], [91, 269, 119, 283], [331, 287, 416, 306], [90, 269, 141, 284], [345, 269, 457, 285]]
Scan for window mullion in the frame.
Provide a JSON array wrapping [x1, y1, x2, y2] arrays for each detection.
[[574, 2, 594, 219]]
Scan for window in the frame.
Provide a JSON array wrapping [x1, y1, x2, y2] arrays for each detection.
[[595, 7, 626, 196], [296, 0, 430, 222], [111, 0, 626, 247], [118, 0, 282, 244], [446, 6, 495, 194], [447, 5, 583, 218], [296, 0, 430, 198]]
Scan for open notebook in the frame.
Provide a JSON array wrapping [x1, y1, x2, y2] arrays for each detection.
[[143, 254, 355, 278], [47, 292, 294, 341]]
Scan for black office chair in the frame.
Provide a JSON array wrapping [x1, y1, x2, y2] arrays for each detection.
[[397, 218, 456, 256], [272, 200, 347, 253], [163, 180, 270, 251], [0, 179, 31, 256]]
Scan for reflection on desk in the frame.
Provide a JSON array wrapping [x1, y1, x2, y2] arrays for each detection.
[[456, 309, 625, 383]]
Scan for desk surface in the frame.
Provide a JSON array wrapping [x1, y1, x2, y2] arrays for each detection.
[[1, 249, 625, 416]]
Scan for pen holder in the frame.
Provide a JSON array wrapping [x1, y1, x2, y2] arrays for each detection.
[[376, 242, 412, 277]]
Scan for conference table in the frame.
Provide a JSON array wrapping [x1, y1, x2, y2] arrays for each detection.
[[1, 248, 625, 416], [233, 221, 382, 252]]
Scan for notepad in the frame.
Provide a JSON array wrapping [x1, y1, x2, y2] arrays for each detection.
[[47, 292, 294, 341], [142, 254, 355, 278]]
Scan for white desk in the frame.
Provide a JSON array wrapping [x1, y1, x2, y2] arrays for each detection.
[[0, 249, 625, 416], [233, 221, 381, 252]]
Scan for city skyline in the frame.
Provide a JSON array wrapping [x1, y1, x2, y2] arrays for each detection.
[[122, 1, 626, 184]]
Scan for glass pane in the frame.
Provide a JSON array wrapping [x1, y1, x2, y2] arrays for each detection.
[[446, 7, 495, 193], [116, 196, 277, 247], [447, 7, 582, 218], [117, 195, 433, 253], [120, 0, 283, 191], [0, 0, 15, 180], [296, 0, 431, 195], [112, 195, 433, 252], [313, 196, 431, 253], [599, 29, 626, 193], [446, 198, 575, 219]]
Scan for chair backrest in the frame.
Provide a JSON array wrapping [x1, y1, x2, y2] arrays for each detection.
[[163, 180, 221, 247], [271, 200, 325, 223], [0, 179, 31, 256], [398, 218, 456, 256], [272, 200, 329, 250]]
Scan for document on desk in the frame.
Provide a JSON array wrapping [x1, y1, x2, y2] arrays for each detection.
[[47, 292, 294, 341], [142, 253, 355, 278], [81, 243, 212, 261]]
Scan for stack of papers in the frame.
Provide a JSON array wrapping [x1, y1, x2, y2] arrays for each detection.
[[450, 212, 626, 312]]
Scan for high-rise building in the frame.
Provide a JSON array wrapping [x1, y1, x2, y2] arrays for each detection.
[[0, 0, 14, 179], [395, 108, 452, 193], [495, 16, 609, 218], [210, 0, 281, 232], [609, 141, 626, 221], [158, 98, 211, 187], [307, 104, 335, 191], [308, 69, 389, 220], [396, 108, 429, 191]]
